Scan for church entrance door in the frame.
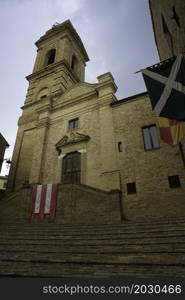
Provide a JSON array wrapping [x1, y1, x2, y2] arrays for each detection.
[[62, 151, 81, 184]]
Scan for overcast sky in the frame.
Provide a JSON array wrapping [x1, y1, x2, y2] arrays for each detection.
[[0, 0, 159, 175]]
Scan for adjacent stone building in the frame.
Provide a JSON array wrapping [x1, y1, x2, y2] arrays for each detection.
[[149, 0, 185, 60], [0, 133, 9, 173], [6, 18, 185, 221]]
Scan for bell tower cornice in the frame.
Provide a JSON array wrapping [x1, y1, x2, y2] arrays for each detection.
[[35, 20, 89, 62], [26, 59, 80, 83]]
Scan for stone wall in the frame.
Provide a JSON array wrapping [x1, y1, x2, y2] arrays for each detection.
[[56, 184, 122, 224], [112, 93, 185, 220], [0, 184, 122, 224]]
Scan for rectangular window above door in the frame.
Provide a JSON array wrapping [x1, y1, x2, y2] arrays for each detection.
[[69, 118, 79, 130]]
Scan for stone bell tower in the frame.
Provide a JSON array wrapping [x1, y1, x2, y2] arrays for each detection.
[[8, 20, 90, 191], [25, 20, 89, 104]]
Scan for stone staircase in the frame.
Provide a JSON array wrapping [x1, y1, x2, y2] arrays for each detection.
[[0, 217, 185, 277]]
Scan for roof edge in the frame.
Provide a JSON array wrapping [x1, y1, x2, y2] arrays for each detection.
[[111, 91, 148, 106]]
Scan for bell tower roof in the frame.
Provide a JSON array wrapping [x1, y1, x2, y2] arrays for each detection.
[[35, 19, 89, 62]]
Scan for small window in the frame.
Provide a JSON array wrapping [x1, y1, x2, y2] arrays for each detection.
[[47, 49, 56, 65], [142, 125, 160, 151], [118, 142, 123, 152], [127, 182, 136, 195], [40, 95, 47, 99], [168, 175, 181, 188], [69, 118, 79, 130]]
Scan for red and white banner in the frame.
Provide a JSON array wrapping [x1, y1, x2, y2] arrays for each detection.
[[30, 184, 58, 221]]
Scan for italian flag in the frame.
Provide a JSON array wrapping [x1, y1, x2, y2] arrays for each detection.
[[29, 184, 58, 221]]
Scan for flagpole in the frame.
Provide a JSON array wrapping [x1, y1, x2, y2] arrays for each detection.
[[178, 142, 185, 168]]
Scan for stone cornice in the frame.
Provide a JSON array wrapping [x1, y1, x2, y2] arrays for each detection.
[[98, 93, 117, 107], [97, 80, 117, 94], [21, 88, 97, 112], [21, 76, 118, 112], [37, 117, 50, 129], [21, 95, 52, 110], [26, 59, 80, 83]]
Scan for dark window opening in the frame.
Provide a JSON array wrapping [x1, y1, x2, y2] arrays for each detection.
[[3, 182, 7, 189], [142, 125, 160, 151], [69, 118, 79, 130], [71, 55, 78, 71], [172, 6, 180, 27], [168, 175, 181, 188], [118, 142, 123, 152], [40, 95, 47, 99], [127, 182, 136, 195], [161, 14, 170, 34], [47, 49, 56, 65]]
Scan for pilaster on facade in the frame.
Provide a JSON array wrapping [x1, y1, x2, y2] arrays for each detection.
[[97, 72, 118, 99]]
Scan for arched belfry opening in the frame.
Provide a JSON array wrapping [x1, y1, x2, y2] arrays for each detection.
[[46, 49, 56, 65], [71, 55, 78, 72]]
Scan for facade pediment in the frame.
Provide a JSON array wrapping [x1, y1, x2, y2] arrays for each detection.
[[55, 132, 90, 154], [59, 82, 98, 103]]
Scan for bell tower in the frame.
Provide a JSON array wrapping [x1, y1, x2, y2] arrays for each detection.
[[25, 20, 89, 105]]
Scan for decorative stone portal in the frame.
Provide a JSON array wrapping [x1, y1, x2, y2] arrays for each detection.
[[62, 151, 81, 184], [55, 132, 89, 185]]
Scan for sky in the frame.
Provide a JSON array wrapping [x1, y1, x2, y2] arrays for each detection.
[[0, 0, 159, 175]]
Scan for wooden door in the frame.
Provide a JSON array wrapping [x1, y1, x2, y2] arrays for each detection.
[[62, 152, 81, 184]]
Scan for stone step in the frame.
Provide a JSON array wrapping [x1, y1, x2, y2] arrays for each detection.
[[0, 252, 184, 265], [4, 229, 185, 237], [1, 230, 185, 240], [1, 221, 185, 230], [0, 243, 185, 253], [1, 218, 185, 278], [0, 261, 184, 278], [1, 227, 185, 237], [1, 218, 185, 228], [2, 224, 185, 235], [2, 218, 185, 225], [0, 236, 185, 245]]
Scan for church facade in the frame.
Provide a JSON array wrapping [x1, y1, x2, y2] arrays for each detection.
[[7, 19, 185, 221]]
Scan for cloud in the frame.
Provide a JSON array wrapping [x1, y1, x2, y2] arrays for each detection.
[[54, 0, 85, 17]]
